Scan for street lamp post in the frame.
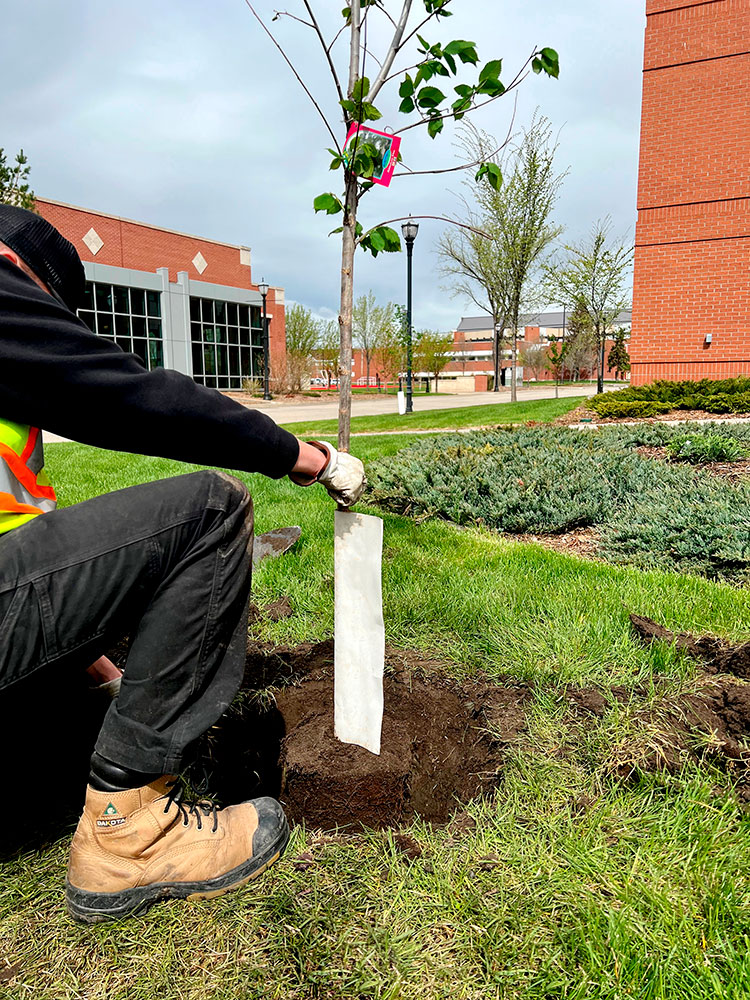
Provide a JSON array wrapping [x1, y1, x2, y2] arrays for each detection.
[[401, 217, 419, 414], [258, 278, 271, 401]]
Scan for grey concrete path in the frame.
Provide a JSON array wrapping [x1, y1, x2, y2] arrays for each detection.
[[42, 383, 599, 445]]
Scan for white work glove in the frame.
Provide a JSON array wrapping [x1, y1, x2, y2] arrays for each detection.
[[312, 441, 366, 508]]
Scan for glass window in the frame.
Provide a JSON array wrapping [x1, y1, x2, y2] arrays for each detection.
[[203, 345, 216, 375], [201, 299, 214, 323], [113, 286, 129, 314], [95, 284, 112, 312], [132, 316, 146, 339], [217, 345, 228, 377], [115, 335, 131, 353], [115, 315, 130, 339], [82, 282, 94, 310], [148, 318, 162, 339], [227, 302, 238, 326], [190, 297, 201, 322], [215, 325, 227, 345], [215, 301, 226, 324], [192, 342, 204, 375], [130, 289, 146, 316], [79, 310, 95, 332], [146, 290, 161, 317], [239, 327, 250, 346], [132, 340, 148, 367], [250, 306, 261, 330], [98, 315, 114, 338], [149, 341, 163, 368], [238, 304, 249, 327]]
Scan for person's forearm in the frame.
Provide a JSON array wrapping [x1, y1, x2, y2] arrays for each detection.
[[289, 440, 329, 484]]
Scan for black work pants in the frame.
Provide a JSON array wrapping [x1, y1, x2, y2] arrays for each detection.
[[0, 471, 253, 774]]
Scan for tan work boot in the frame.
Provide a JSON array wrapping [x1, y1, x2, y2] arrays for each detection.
[[66, 777, 289, 923]]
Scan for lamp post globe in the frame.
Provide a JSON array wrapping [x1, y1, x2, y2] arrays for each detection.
[[258, 278, 271, 401], [400, 218, 419, 414]]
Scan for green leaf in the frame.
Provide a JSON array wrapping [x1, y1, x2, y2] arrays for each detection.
[[416, 33, 430, 51], [444, 39, 478, 65], [539, 46, 560, 78], [313, 192, 344, 215], [340, 98, 355, 113], [454, 83, 473, 97], [475, 162, 502, 191], [442, 52, 456, 74], [532, 57, 542, 75], [369, 230, 386, 252], [427, 116, 444, 138], [399, 96, 415, 114], [351, 76, 370, 102], [416, 86, 446, 109], [361, 102, 382, 122], [477, 77, 505, 97], [479, 59, 502, 84], [398, 74, 414, 99]]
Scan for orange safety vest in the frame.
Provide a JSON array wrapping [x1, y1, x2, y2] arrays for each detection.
[[0, 419, 57, 535]]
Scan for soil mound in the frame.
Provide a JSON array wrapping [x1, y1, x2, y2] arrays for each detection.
[[630, 613, 750, 679], [197, 640, 531, 830]]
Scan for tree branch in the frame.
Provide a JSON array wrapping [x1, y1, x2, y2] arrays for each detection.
[[393, 53, 533, 136], [242, 0, 341, 152], [395, 95, 518, 177], [301, 1, 344, 103], [368, 0, 413, 102], [272, 10, 314, 29], [356, 215, 490, 245]]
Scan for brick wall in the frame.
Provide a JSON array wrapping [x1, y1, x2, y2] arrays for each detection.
[[35, 198, 286, 362], [630, 0, 750, 384]]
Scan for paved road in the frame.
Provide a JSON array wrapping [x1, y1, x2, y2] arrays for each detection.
[[43, 384, 599, 445]]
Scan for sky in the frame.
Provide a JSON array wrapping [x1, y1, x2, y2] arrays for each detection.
[[2, 1, 645, 331]]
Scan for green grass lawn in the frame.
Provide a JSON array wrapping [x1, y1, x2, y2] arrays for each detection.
[[280, 395, 584, 438], [3, 432, 750, 999]]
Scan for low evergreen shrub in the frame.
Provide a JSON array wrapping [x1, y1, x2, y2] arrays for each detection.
[[588, 377, 750, 418], [666, 433, 746, 464], [369, 424, 750, 584]]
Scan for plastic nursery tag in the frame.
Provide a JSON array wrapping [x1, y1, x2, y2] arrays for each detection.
[[342, 124, 401, 188]]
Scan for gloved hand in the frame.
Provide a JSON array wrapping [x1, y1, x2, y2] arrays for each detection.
[[312, 441, 366, 508]]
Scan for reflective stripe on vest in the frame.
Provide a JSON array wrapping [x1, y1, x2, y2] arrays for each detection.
[[0, 420, 57, 535]]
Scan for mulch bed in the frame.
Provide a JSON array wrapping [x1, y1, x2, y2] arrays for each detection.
[[556, 402, 750, 427], [636, 445, 750, 482]]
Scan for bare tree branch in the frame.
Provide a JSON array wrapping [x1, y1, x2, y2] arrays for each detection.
[[272, 10, 314, 28], [242, 0, 341, 152], [357, 215, 491, 245], [368, 0, 413, 102], [301, 1, 344, 103], [396, 0, 454, 56]]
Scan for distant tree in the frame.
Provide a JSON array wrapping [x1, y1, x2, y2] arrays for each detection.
[[285, 303, 320, 393], [0, 147, 34, 208], [518, 342, 549, 381], [607, 327, 631, 381], [415, 330, 454, 391], [438, 114, 566, 402], [545, 219, 632, 393], [561, 300, 596, 381], [316, 318, 340, 388], [374, 313, 404, 389], [353, 291, 395, 387]]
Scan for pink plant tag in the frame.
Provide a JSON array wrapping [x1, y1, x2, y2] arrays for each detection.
[[343, 125, 401, 188]]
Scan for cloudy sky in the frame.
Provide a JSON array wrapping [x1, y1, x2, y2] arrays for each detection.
[[2, 2, 644, 330]]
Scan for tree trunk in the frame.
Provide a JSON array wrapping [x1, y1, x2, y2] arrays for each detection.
[[337, 179, 357, 451], [337, 0, 361, 452], [596, 326, 605, 394]]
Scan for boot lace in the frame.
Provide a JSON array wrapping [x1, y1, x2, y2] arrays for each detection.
[[163, 777, 220, 833]]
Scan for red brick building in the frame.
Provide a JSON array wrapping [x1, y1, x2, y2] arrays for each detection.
[[35, 198, 286, 389], [630, 0, 750, 384]]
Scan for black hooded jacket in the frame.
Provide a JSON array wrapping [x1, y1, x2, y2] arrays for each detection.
[[0, 255, 300, 478]]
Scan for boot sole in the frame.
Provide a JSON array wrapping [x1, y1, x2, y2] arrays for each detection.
[[65, 817, 290, 924]]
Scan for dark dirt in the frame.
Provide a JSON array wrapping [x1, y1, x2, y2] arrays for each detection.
[[630, 613, 750, 679], [195, 639, 532, 830], [509, 526, 601, 561], [636, 446, 750, 482], [556, 402, 750, 427]]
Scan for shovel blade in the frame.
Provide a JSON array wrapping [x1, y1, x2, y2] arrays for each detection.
[[334, 510, 384, 755], [252, 526, 301, 566]]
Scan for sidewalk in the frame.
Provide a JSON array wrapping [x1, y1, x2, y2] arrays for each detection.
[[42, 384, 599, 445]]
